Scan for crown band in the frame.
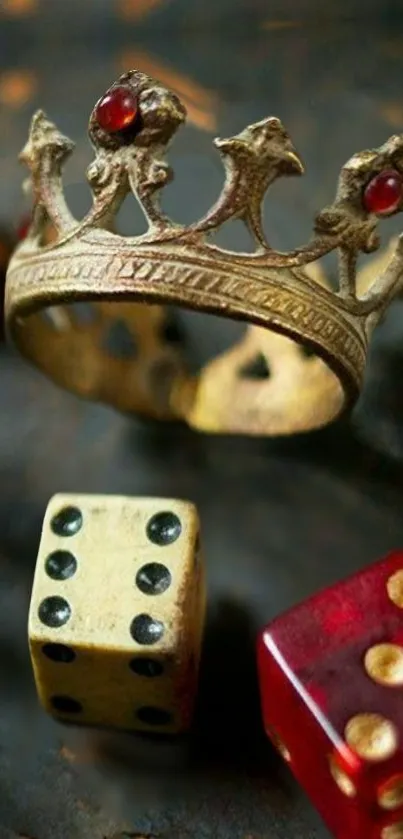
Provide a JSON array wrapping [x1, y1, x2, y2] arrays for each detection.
[[7, 237, 362, 425], [5, 71, 403, 435]]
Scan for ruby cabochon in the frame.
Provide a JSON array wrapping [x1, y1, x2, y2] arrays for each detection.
[[363, 170, 403, 216], [94, 85, 139, 134]]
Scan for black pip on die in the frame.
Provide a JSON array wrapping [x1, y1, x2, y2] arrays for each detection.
[[28, 494, 205, 733]]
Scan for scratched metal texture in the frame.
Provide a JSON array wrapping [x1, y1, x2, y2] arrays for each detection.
[[2, 5, 403, 839]]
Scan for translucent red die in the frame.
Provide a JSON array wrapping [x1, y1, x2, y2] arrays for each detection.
[[257, 551, 403, 839]]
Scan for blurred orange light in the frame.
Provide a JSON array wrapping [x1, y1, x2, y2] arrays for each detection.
[[0, 71, 37, 107], [119, 0, 165, 20], [380, 102, 403, 129], [2, 0, 37, 15]]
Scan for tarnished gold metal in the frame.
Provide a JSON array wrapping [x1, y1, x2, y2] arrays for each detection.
[[6, 70, 403, 434]]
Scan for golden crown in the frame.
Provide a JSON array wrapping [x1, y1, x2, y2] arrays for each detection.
[[5, 70, 403, 435]]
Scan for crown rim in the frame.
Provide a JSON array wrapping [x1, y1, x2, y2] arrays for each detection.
[[7, 239, 365, 420]]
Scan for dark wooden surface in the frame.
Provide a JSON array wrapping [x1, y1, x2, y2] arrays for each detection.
[[3, 6, 403, 839]]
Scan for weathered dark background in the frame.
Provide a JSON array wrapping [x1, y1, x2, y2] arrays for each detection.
[[2, 2, 403, 838]]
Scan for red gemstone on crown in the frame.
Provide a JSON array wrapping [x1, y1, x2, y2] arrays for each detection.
[[363, 169, 403, 215], [95, 86, 138, 134], [17, 214, 31, 240]]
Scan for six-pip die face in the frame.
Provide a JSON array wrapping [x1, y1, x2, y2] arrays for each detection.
[[28, 493, 205, 734]]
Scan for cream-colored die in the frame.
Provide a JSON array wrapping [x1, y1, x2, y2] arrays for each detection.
[[28, 494, 205, 734]]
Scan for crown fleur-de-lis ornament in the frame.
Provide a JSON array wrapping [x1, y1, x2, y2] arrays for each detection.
[[5, 70, 403, 435]]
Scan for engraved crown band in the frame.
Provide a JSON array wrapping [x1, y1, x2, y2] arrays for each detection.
[[5, 69, 403, 435]]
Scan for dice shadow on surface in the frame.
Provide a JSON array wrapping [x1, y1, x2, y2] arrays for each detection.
[[91, 597, 281, 783], [94, 598, 277, 773], [0, 636, 31, 692], [189, 596, 279, 775]]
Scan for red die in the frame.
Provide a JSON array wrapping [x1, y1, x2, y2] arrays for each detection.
[[257, 551, 403, 839]]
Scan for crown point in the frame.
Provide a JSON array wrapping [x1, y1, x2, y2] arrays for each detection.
[[95, 85, 139, 134], [363, 169, 403, 216]]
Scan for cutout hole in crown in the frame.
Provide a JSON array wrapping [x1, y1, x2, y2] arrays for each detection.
[[208, 218, 256, 254]]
